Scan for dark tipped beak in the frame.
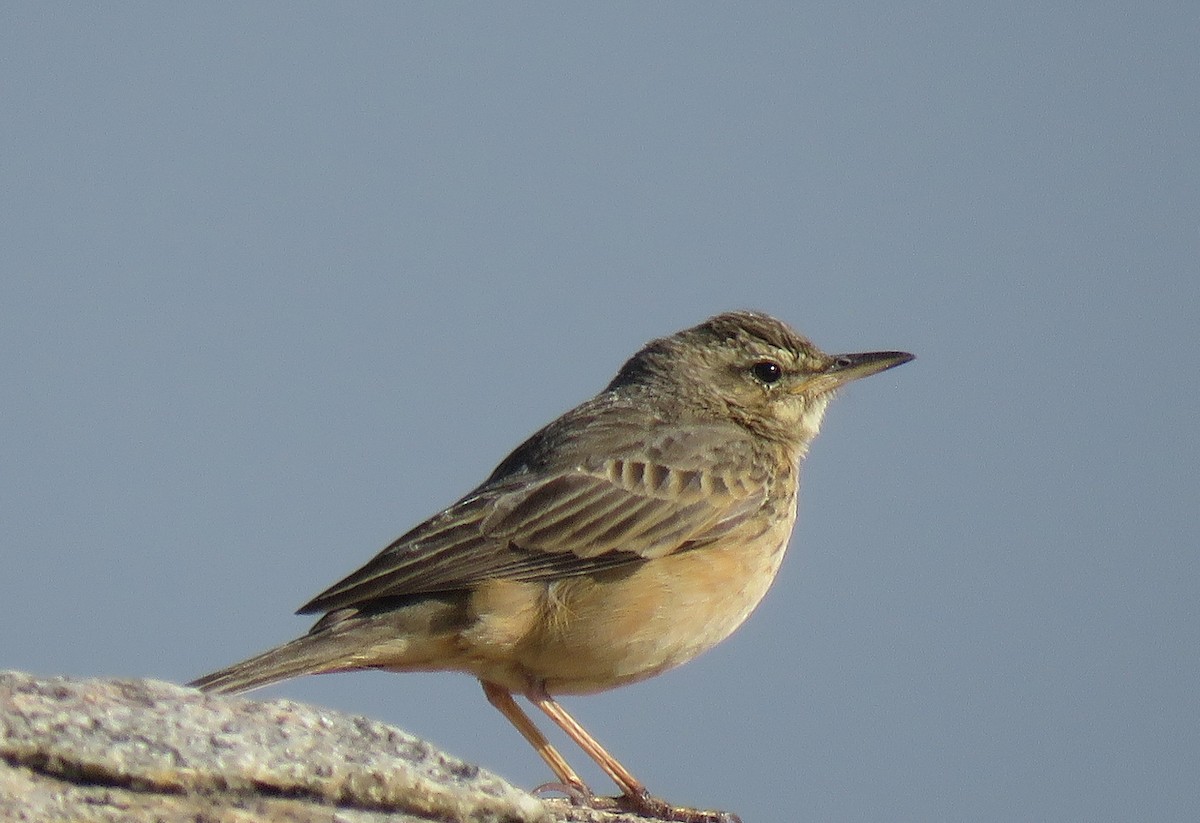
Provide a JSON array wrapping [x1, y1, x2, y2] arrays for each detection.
[[790, 349, 914, 395], [828, 350, 914, 383]]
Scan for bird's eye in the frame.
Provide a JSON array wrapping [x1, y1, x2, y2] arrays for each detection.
[[751, 360, 784, 384]]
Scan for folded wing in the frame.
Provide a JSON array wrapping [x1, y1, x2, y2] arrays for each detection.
[[298, 423, 768, 615]]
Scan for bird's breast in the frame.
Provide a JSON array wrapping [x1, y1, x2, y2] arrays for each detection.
[[502, 496, 798, 695]]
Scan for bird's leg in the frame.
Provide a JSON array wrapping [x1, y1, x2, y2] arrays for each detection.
[[480, 680, 592, 799], [525, 683, 741, 823], [524, 683, 646, 799]]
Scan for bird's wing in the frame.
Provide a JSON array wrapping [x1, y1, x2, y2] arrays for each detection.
[[298, 423, 770, 615]]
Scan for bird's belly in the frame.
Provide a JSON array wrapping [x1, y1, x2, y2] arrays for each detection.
[[514, 531, 792, 694]]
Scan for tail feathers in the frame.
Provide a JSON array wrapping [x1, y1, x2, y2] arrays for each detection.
[[188, 631, 362, 695], [188, 597, 469, 695]]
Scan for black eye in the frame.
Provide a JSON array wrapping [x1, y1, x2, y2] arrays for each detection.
[[751, 360, 783, 384]]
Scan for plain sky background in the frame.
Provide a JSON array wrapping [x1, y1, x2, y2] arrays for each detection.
[[3, 4, 1197, 821]]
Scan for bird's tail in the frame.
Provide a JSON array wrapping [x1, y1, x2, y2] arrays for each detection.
[[188, 629, 360, 694], [189, 596, 468, 694]]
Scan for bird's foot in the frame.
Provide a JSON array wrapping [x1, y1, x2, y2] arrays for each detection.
[[590, 789, 742, 823], [536, 783, 740, 822], [533, 780, 594, 806]]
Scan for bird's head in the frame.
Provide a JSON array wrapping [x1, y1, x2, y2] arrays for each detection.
[[609, 310, 913, 449]]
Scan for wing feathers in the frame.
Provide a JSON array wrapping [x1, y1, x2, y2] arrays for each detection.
[[298, 424, 771, 615]]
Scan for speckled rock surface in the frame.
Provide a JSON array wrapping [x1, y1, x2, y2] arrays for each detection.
[[0, 672, 734, 823], [0, 671, 549, 823]]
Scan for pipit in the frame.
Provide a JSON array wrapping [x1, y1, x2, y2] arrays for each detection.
[[191, 310, 912, 822]]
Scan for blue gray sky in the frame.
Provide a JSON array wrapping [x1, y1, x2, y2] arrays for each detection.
[[3, 4, 1197, 821]]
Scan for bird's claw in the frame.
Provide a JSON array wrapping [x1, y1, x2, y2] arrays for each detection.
[[532, 780, 594, 806], [614, 789, 743, 823]]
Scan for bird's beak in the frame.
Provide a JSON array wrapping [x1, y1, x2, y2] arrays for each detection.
[[790, 350, 914, 395]]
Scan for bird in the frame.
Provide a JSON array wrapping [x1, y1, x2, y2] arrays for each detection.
[[189, 310, 912, 822]]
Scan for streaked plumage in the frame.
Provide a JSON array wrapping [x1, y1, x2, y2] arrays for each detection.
[[190, 310, 912, 822]]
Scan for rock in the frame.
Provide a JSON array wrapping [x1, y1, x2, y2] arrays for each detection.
[[0, 671, 662, 823]]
